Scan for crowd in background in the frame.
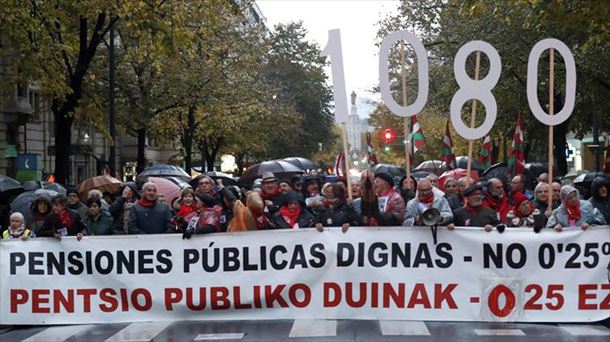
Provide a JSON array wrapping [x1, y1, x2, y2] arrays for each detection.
[[2, 170, 609, 240]]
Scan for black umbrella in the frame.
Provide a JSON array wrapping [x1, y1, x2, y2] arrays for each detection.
[[0, 175, 24, 202], [136, 164, 191, 182], [371, 163, 406, 178], [239, 160, 303, 185], [411, 171, 432, 180], [10, 189, 59, 223], [413, 160, 447, 175], [481, 163, 509, 183], [283, 157, 318, 172], [42, 181, 66, 195], [448, 156, 485, 171], [190, 172, 238, 188], [573, 172, 609, 198], [22, 180, 42, 192]]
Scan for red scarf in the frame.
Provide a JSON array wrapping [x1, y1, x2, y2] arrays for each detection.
[[483, 192, 511, 221], [465, 203, 482, 217], [58, 210, 72, 228], [138, 198, 156, 208], [262, 187, 281, 201], [419, 192, 434, 205], [279, 205, 301, 228], [565, 201, 581, 221], [323, 199, 340, 208], [176, 202, 197, 218]]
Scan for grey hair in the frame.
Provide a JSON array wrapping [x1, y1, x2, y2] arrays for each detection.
[[10, 212, 25, 222], [534, 182, 549, 193], [142, 182, 158, 191], [87, 189, 103, 200]]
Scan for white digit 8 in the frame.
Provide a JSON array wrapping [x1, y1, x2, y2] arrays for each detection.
[[527, 38, 576, 126], [450, 41, 502, 140], [378, 30, 429, 117]]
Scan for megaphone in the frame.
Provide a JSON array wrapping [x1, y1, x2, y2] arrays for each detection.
[[421, 208, 441, 226]]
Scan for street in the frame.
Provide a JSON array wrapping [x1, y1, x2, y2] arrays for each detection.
[[1, 319, 609, 341]]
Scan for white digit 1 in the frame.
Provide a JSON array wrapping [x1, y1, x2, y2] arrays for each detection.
[[379, 30, 429, 117], [321, 29, 349, 124], [450, 41, 502, 140], [527, 38, 576, 126]]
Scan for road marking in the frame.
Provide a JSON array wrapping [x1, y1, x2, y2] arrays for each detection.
[[105, 322, 172, 342], [379, 320, 431, 336], [289, 319, 337, 338], [22, 325, 94, 342], [559, 324, 610, 336], [475, 329, 526, 336], [194, 333, 245, 340]]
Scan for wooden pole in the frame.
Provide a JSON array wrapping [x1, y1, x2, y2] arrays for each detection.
[[400, 41, 411, 187], [466, 51, 481, 178], [547, 48, 555, 212], [341, 122, 353, 200]]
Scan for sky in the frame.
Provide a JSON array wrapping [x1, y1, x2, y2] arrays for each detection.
[[257, 0, 399, 118]]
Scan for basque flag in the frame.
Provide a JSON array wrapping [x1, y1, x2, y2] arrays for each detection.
[[507, 112, 525, 176]]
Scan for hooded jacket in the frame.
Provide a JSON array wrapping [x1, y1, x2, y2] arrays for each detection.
[[547, 186, 606, 228], [588, 177, 610, 224]]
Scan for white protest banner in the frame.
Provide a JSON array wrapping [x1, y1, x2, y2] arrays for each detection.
[[1, 227, 609, 325]]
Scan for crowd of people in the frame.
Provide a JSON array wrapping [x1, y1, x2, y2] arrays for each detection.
[[1, 170, 609, 240]]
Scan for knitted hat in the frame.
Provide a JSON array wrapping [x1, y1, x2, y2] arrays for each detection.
[[512, 192, 529, 208]]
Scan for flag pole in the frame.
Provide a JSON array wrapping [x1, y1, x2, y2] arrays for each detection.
[[547, 49, 555, 212], [400, 40, 411, 186], [341, 122, 353, 200], [466, 51, 481, 178]]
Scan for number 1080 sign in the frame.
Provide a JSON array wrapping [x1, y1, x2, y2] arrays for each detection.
[[322, 29, 576, 140]]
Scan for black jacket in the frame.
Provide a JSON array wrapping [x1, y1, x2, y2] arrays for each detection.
[[127, 201, 174, 234], [271, 207, 316, 229], [38, 209, 87, 237], [447, 194, 464, 211], [589, 177, 610, 224], [452, 206, 501, 227], [316, 202, 360, 227]]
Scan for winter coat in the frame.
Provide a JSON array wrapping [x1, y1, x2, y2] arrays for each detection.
[[447, 194, 464, 211], [546, 200, 606, 228], [38, 209, 88, 237], [506, 208, 544, 227], [109, 196, 136, 234], [26, 196, 52, 235], [452, 206, 501, 227], [127, 201, 174, 234], [271, 207, 316, 229], [403, 194, 453, 226], [69, 201, 89, 221], [588, 177, 610, 224], [377, 189, 405, 225], [316, 202, 360, 227], [83, 211, 114, 235]]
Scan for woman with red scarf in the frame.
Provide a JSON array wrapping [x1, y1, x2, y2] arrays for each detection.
[[547, 185, 606, 231], [39, 194, 87, 240], [505, 192, 539, 227], [172, 188, 197, 226], [315, 183, 360, 233], [271, 191, 315, 229]]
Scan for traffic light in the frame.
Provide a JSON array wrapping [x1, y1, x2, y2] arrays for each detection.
[[383, 128, 395, 144]]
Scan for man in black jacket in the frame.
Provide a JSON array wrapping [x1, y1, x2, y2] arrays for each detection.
[[128, 182, 174, 234], [448, 183, 500, 232]]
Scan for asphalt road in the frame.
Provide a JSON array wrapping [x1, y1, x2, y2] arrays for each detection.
[[1, 319, 609, 341]]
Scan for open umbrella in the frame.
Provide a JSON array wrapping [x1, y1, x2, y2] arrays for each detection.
[[78, 175, 122, 199], [136, 164, 191, 182], [283, 157, 318, 172], [0, 175, 24, 202], [443, 156, 485, 171], [439, 168, 480, 190], [149, 177, 183, 207], [371, 163, 406, 178], [203, 171, 238, 187], [413, 160, 447, 175], [239, 160, 303, 185], [42, 182, 66, 195], [573, 172, 609, 198], [411, 171, 432, 180], [10, 189, 58, 222]]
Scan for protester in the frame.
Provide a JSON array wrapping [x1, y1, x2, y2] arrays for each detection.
[[510, 174, 534, 202], [315, 183, 359, 233], [449, 183, 501, 232], [537, 172, 549, 184], [103, 191, 115, 206], [67, 188, 88, 221], [443, 178, 458, 198], [195, 175, 220, 204], [2, 212, 34, 240], [482, 178, 512, 222], [291, 175, 304, 193], [180, 194, 223, 238], [403, 179, 452, 226], [219, 187, 240, 231], [128, 182, 174, 234], [302, 175, 322, 198], [278, 179, 293, 194], [398, 175, 417, 204], [505, 192, 540, 227], [551, 181, 562, 204], [547, 185, 606, 231], [272, 190, 316, 229], [260, 172, 282, 213], [532, 182, 560, 215], [83, 197, 114, 235], [26, 193, 52, 235], [173, 188, 197, 223], [350, 177, 362, 200], [447, 176, 473, 210], [373, 172, 406, 226], [588, 177, 610, 224], [109, 182, 139, 234], [87, 189, 110, 211], [246, 191, 273, 229], [39, 194, 87, 240]]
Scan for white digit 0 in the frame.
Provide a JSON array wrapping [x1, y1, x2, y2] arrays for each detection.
[[527, 38, 576, 126], [321, 29, 349, 124], [450, 41, 501, 140], [379, 30, 429, 117]]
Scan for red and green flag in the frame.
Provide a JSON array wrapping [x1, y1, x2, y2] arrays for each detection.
[[507, 112, 525, 176], [441, 119, 456, 169], [411, 115, 425, 153], [478, 134, 492, 169]]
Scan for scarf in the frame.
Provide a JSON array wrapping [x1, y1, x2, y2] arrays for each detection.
[[565, 201, 581, 221], [465, 203, 482, 217], [483, 192, 511, 221], [176, 202, 197, 218], [279, 205, 301, 228], [58, 210, 72, 228], [138, 198, 156, 208], [419, 192, 434, 205], [262, 187, 281, 201], [323, 198, 340, 208]]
